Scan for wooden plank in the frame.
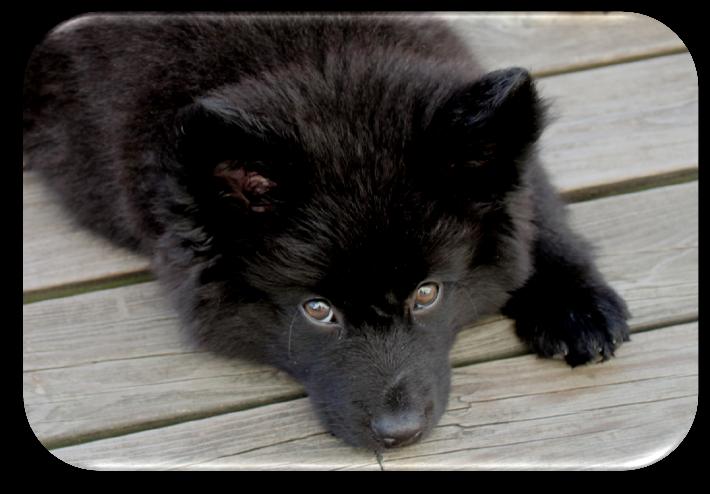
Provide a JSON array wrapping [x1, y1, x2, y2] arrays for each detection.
[[24, 182, 698, 447], [50, 322, 698, 470], [538, 54, 698, 195], [440, 12, 686, 75], [24, 281, 186, 370], [22, 172, 149, 293], [22, 18, 695, 294]]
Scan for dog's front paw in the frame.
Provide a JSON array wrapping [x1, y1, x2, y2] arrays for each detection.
[[507, 284, 631, 367]]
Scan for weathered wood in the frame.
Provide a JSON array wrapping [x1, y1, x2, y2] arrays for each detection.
[[24, 281, 187, 371], [24, 182, 698, 447], [51, 322, 698, 470], [440, 12, 686, 75], [539, 53, 697, 195], [22, 19, 695, 294], [371, 322, 698, 470], [22, 172, 149, 293]]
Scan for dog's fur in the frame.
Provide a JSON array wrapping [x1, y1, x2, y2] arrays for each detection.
[[23, 14, 630, 450]]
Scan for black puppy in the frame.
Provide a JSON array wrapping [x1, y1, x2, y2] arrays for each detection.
[[23, 14, 629, 451]]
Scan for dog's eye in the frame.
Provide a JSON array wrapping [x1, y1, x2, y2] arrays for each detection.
[[414, 282, 440, 310], [303, 299, 336, 323]]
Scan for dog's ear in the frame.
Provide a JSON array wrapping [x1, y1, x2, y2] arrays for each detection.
[[173, 96, 284, 213], [425, 67, 547, 199]]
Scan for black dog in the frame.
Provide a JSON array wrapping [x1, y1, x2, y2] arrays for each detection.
[[23, 14, 629, 451]]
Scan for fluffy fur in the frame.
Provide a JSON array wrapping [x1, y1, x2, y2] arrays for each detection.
[[23, 14, 630, 450]]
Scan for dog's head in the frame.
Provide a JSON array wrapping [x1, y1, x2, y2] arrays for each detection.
[[170, 64, 545, 450]]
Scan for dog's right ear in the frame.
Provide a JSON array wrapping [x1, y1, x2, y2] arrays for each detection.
[[173, 97, 284, 213]]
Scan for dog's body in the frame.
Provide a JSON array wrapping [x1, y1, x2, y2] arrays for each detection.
[[24, 14, 629, 450]]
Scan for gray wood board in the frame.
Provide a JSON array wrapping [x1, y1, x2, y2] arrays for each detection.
[[538, 54, 697, 194], [23, 173, 150, 292], [439, 12, 686, 75]]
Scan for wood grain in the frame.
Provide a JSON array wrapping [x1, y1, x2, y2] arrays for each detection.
[[22, 172, 149, 293], [22, 18, 695, 293], [50, 322, 697, 470], [538, 54, 697, 195], [440, 12, 686, 75], [24, 182, 698, 447]]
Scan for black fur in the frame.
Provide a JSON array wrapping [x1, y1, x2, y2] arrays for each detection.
[[23, 14, 630, 451]]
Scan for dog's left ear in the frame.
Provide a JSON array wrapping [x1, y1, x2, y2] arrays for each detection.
[[425, 68, 547, 197], [173, 96, 284, 213]]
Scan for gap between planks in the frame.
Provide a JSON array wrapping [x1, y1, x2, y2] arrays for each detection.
[[530, 46, 690, 78], [560, 167, 697, 203], [23, 271, 155, 305]]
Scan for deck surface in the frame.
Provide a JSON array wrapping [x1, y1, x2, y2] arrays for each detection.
[[22, 12, 698, 470]]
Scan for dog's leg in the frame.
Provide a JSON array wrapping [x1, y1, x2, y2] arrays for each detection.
[[502, 165, 630, 367]]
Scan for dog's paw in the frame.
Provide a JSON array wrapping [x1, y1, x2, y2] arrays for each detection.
[[511, 284, 631, 367]]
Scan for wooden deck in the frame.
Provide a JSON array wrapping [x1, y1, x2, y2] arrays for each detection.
[[22, 13, 698, 470]]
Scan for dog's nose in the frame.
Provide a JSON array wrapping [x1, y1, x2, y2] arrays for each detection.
[[371, 410, 425, 448]]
